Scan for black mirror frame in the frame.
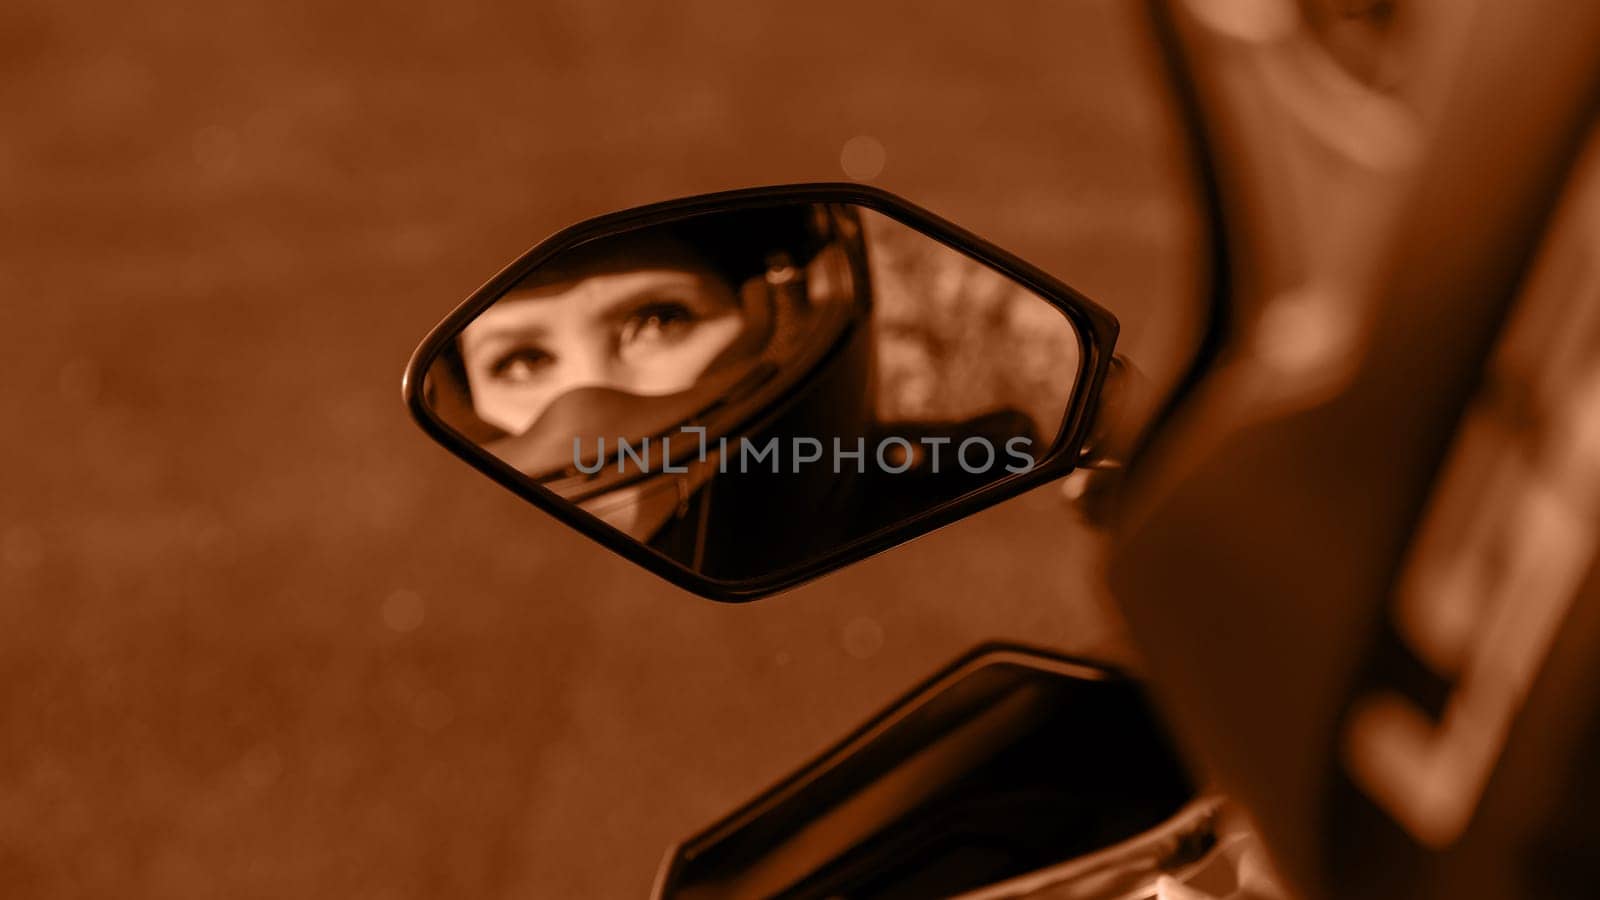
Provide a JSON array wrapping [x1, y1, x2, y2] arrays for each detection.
[[402, 183, 1119, 602]]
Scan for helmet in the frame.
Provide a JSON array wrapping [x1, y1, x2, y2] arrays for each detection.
[[426, 202, 876, 576]]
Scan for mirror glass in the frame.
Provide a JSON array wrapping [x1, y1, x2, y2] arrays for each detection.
[[422, 203, 1083, 581]]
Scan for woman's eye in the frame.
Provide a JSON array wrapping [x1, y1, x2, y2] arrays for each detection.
[[488, 346, 554, 383], [620, 302, 696, 347]]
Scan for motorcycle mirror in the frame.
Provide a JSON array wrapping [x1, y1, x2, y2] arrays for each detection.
[[649, 645, 1231, 900], [403, 184, 1119, 600]]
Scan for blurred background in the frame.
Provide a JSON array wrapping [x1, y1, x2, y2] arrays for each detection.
[[867, 209, 1086, 436], [0, 1, 1200, 896]]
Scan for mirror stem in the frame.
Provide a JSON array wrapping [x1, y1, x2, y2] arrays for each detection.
[[1064, 354, 1142, 525]]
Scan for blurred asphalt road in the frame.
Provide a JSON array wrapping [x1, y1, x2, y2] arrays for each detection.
[[0, 2, 1199, 896]]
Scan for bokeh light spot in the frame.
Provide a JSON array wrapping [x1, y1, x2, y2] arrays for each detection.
[[842, 616, 885, 660], [382, 589, 426, 633], [840, 135, 886, 181]]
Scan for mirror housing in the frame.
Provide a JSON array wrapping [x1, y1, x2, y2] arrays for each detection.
[[403, 184, 1119, 600]]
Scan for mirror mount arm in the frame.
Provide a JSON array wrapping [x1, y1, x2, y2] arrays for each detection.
[[1063, 354, 1143, 525]]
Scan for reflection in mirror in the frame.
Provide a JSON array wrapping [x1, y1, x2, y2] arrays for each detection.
[[423, 203, 1082, 581]]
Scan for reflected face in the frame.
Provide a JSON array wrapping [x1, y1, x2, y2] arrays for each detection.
[[459, 260, 745, 435]]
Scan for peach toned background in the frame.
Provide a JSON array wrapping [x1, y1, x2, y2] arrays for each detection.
[[0, 1, 1199, 896]]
